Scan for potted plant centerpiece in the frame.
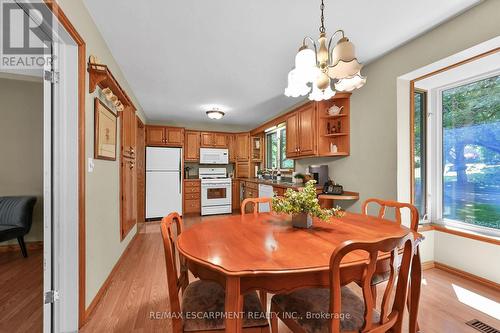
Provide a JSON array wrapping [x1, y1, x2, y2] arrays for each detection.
[[272, 180, 344, 228]]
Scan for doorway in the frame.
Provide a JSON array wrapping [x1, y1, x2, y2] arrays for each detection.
[[0, 1, 80, 331]]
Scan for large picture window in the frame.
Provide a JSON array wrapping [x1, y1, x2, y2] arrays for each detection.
[[441, 75, 499, 230], [266, 124, 294, 170]]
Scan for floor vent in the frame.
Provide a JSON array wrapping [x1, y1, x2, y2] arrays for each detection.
[[466, 319, 500, 333]]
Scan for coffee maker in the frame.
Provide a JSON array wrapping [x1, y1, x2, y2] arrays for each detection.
[[308, 165, 329, 186]]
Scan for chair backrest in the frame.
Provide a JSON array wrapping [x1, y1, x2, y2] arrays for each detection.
[[0, 196, 37, 230], [362, 198, 419, 231], [240, 197, 273, 215], [160, 212, 189, 331], [329, 233, 415, 333]]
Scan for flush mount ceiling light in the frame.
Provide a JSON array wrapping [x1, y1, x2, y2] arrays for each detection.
[[206, 109, 225, 120], [285, 0, 366, 101]]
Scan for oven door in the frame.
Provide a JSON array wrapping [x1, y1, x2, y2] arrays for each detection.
[[201, 182, 232, 206]]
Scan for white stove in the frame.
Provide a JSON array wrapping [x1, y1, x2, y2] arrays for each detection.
[[199, 168, 232, 215]]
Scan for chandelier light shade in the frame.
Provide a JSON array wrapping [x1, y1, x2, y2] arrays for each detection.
[[284, 0, 366, 101], [206, 109, 225, 120]]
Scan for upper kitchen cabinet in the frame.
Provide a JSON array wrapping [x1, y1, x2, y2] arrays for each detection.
[[251, 135, 263, 162], [228, 134, 236, 162], [146, 125, 184, 147], [286, 102, 318, 158], [235, 133, 250, 161], [200, 132, 228, 148], [184, 130, 200, 161]]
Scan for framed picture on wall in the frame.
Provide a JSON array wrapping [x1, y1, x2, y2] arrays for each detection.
[[94, 98, 117, 160]]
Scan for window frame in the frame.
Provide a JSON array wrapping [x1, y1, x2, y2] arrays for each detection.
[[413, 89, 428, 220], [265, 123, 294, 171], [427, 70, 500, 237]]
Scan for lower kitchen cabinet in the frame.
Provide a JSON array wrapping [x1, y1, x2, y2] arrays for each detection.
[[232, 180, 240, 210], [184, 179, 201, 214]]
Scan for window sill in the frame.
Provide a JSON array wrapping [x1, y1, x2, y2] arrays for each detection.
[[418, 223, 500, 246]]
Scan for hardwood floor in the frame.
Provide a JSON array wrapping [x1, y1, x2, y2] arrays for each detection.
[[0, 248, 43, 333], [81, 215, 500, 333]]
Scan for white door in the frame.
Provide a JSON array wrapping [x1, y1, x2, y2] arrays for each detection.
[[146, 147, 181, 171], [146, 171, 182, 218]]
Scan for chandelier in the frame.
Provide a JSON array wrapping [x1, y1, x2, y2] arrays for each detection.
[[284, 0, 366, 101]]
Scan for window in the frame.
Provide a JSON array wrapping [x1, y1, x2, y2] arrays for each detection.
[[266, 124, 294, 170], [413, 90, 427, 218], [440, 75, 500, 230]]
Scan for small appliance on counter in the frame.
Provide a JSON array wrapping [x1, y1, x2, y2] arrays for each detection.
[[308, 165, 329, 187], [323, 180, 344, 195]]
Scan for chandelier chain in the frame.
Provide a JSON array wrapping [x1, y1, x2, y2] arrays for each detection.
[[319, 0, 325, 33]]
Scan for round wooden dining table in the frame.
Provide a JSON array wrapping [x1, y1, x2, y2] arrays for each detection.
[[177, 212, 422, 333]]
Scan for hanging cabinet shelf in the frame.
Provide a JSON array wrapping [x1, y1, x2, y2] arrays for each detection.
[[87, 61, 133, 108]]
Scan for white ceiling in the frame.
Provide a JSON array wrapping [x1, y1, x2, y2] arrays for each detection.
[[83, 0, 480, 131]]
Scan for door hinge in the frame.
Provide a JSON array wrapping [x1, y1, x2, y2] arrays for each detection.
[[44, 70, 60, 83], [44, 290, 60, 304]]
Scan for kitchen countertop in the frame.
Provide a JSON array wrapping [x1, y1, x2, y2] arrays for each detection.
[[236, 177, 321, 190]]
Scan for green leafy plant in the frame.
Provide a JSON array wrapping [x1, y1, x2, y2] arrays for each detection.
[[294, 173, 305, 180], [272, 180, 345, 222]]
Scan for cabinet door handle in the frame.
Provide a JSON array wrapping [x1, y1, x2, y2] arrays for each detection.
[[129, 161, 135, 169]]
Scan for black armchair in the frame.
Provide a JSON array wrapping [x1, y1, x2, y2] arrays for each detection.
[[0, 196, 37, 257]]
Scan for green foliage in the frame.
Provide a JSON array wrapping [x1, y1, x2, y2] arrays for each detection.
[[456, 202, 500, 229], [442, 75, 499, 129], [272, 180, 344, 222]]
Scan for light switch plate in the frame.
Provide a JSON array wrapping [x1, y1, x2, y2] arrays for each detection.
[[88, 158, 95, 173]]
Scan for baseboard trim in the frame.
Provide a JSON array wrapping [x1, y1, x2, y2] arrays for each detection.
[[426, 260, 499, 292], [83, 232, 138, 323], [421, 260, 435, 270], [0, 241, 43, 253]]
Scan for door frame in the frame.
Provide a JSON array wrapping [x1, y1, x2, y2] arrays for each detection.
[[42, 0, 87, 328]]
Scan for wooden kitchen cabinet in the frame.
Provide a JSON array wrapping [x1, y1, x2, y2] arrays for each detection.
[[286, 112, 299, 158], [183, 179, 201, 214], [120, 105, 137, 239], [236, 133, 250, 161], [200, 132, 228, 148], [184, 130, 200, 161], [286, 102, 317, 158], [232, 180, 240, 210], [298, 103, 317, 156], [228, 134, 236, 162], [214, 133, 228, 147], [146, 125, 184, 147]]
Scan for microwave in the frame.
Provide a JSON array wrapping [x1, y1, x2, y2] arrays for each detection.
[[199, 148, 229, 164]]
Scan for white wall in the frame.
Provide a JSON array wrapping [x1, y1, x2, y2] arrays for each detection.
[[57, 0, 146, 308], [0, 77, 43, 244]]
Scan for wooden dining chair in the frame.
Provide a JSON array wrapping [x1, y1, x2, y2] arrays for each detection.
[[270, 233, 415, 333], [240, 197, 273, 215], [240, 197, 274, 310], [160, 212, 270, 333], [361, 198, 420, 330]]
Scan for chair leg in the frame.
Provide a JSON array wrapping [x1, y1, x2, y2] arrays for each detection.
[[259, 290, 268, 312], [406, 287, 420, 332], [270, 302, 279, 333], [17, 237, 28, 258], [371, 284, 377, 304]]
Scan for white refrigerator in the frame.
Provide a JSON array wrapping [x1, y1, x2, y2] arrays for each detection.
[[146, 147, 183, 219]]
